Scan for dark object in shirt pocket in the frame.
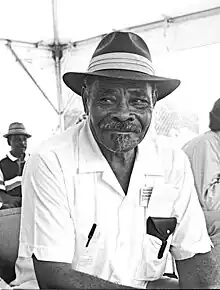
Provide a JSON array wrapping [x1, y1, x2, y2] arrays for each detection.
[[147, 216, 177, 259]]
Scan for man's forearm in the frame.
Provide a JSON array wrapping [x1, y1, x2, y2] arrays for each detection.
[[0, 190, 12, 203], [204, 182, 220, 210], [45, 268, 135, 289], [0, 190, 21, 206], [33, 255, 135, 289], [176, 252, 214, 289]]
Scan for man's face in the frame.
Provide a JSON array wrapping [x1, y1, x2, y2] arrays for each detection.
[[9, 134, 28, 155], [84, 78, 155, 153]]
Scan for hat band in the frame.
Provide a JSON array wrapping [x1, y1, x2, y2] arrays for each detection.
[[7, 129, 29, 135], [88, 52, 155, 75]]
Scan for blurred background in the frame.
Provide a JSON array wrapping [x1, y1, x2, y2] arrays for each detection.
[[0, 0, 219, 156]]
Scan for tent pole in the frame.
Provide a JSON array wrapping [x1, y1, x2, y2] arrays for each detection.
[[6, 42, 58, 114], [51, 0, 64, 132], [0, 38, 52, 50], [52, 45, 64, 132], [64, 6, 220, 50]]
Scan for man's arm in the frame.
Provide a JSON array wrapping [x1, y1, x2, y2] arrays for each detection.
[[0, 189, 21, 207], [33, 255, 134, 289], [0, 190, 9, 203], [176, 251, 217, 289], [170, 152, 213, 288]]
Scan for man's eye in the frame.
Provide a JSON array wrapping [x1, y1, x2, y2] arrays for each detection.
[[131, 99, 149, 106], [99, 97, 115, 104]]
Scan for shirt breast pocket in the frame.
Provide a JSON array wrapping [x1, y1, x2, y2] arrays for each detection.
[[135, 217, 177, 281], [135, 234, 171, 281], [73, 223, 106, 277]]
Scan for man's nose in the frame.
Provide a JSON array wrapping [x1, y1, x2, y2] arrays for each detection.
[[111, 103, 135, 122], [20, 140, 27, 146]]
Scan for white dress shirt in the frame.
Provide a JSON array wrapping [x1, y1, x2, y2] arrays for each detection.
[[12, 120, 211, 289]]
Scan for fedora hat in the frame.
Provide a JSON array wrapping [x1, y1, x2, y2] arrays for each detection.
[[3, 122, 32, 138], [63, 31, 180, 101]]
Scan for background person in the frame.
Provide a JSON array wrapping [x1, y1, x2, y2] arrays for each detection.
[[0, 122, 31, 209], [183, 98, 220, 211], [183, 98, 220, 287]]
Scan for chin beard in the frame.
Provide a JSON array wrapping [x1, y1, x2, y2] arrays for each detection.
[[106, 133, 140, 153]]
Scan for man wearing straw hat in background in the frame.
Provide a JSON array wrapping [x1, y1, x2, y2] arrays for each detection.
[[0, 122, 31, 209], [12, 31, 215, 289]]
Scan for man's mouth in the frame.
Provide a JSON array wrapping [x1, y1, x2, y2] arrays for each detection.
[[110, 131, 137, 136], [18, 147, 26, 150], [100, 122, 141, 133]]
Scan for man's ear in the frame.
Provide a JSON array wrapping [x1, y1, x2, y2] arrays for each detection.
[[152, 87, 158, 106], [81, 86, 89, 115], [7, 137, 11, 146]]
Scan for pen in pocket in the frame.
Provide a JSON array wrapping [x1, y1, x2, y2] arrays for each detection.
[[86, 223, 97, 247]]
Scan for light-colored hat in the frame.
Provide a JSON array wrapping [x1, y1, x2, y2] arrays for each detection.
[[63, 31, 180, 101], [3, 122, 32, 138]]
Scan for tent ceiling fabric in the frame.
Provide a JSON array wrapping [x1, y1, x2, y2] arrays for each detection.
[[0, 0, 219, 45]]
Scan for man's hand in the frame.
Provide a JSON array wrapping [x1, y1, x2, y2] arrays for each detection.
[[2, 196, 21, 208], [0, 190, 21, 209]]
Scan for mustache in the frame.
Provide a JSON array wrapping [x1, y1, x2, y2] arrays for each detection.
[[99, 120, 142, 133], [17, 146, 26, 149]]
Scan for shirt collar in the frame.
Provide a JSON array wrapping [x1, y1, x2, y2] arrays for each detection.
[[78, 120, 164, 177], [135, 134, 164, 177], [78, 120, 108, 173], [7, 151, 29, 162]]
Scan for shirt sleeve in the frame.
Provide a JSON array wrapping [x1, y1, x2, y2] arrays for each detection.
[[170, 152, 212, 260], [18, 150, 75, 263], [0, 168, 6, 191]]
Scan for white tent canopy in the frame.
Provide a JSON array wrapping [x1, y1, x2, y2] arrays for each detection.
[[1, 0, 219, 44], [0, 0, 220, 154]]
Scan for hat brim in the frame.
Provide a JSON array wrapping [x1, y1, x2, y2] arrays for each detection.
[[63, 70, 180, 101], [3, 133, 32, 138]]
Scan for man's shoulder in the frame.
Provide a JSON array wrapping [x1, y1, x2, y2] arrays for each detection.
[[32, 122, 83, 157], [0, 154, 11, 165], [140, 135, 188, 176], [152, 135, 190, 181], [25, 123, 85, 175], [0, 156, 8, 163], [154, 135, 186, 161], [183, 131, 216, 152]]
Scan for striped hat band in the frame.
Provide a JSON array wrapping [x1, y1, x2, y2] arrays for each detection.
[[88, 52, 155, 75]]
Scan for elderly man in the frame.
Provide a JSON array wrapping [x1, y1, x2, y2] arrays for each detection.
[[0, 122, 31, 209], [12, 32, 213, 289]]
